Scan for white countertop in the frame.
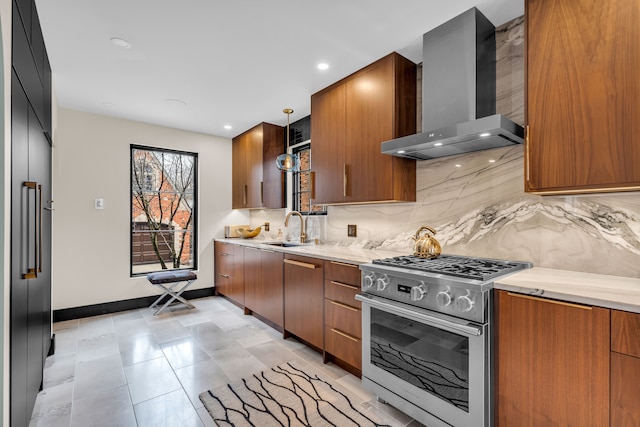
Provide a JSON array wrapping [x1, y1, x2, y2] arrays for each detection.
[[215, 238, 407, 265], [495, 267, 640, 313], [216, 239, 640, 313]]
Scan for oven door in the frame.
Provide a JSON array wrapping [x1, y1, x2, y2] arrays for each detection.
[[356, 293, 491, 427]]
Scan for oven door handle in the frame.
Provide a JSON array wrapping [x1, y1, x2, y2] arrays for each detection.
[[355, 293, 482, 337]]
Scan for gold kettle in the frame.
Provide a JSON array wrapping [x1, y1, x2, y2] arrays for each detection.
[[412, 226, 442, 259]]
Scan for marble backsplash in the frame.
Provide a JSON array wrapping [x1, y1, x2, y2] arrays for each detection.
[[323, 146, 640, 278]]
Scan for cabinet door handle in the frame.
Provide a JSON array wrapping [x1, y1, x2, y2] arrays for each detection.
[[310, 171, 316, 199], [330, 300, 359, 312], [331, 328, 359, 342], [243, 184, 248, 206], [284, 259, 319, 269], [23, 181, 39, 279], [525, 125, 530, 183], [38, 184, 43, 273], [330, 281, 359, 290], [260, 181, 264, 205], [220, 252, 232, 256], [330, 261, 358, 269], [218, 273, 230, 278], [506, 292, 592, 310], [343, 164, 348, 197]]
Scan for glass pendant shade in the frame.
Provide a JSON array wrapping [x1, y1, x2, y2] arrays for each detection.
[[276, 108, 298, 172], [276, 153, 299, 172]]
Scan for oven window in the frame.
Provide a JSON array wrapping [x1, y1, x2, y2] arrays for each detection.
[[370, 308, 470, 412]]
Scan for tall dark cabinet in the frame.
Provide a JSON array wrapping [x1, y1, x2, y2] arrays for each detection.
[[11, 0, 53, 425]]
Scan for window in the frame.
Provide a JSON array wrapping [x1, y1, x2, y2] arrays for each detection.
[[130, 145, 197, 275], [292, 143, 325, 214]]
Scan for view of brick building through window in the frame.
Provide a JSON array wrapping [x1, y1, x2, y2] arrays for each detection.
[[293, 145, 324, 213], [130, 146, 197, 275]]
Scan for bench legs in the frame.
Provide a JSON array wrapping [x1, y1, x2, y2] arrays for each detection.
[[149, 279, 197, 315]]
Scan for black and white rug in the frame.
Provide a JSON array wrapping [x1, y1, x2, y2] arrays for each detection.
[[199, 361, 392, 426]]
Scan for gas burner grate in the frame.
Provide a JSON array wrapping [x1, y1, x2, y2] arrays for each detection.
[[372, 254, 529, 281]]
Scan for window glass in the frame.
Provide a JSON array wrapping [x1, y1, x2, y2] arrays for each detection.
[[292, 143, 325, 214], [130, 145, 197, 275]]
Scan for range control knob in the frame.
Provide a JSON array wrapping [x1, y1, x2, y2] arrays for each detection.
[[363, 274, 375, 289], [436, 290, 452, 307], [455, 295, 475, 312], [410, 283, 427, 301], [376, 274, 390, 291]]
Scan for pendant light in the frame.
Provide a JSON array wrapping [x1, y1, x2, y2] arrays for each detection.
[[276, 108, 300, 172]]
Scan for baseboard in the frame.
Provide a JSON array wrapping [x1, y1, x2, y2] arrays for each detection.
[[53, 287, 216, 322]]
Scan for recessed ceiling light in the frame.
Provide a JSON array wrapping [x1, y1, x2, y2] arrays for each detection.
[[317, 63, 329, 70], [224, 125, 232, 130], [479, 132, 491, 137], [110, 37, 132, 49], [489, 159, 496, 163], [164, 98, 187, 108], [434, 142, 443, 147], [397, 150, 406, 154], [455, 164, 462, 168]]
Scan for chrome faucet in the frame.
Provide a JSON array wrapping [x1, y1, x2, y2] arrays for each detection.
[[284, 211, 306, 243]]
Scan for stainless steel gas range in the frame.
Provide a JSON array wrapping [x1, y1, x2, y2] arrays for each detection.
[[356, 254, 532, 427]]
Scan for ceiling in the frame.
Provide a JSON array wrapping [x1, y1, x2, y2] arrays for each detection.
[[35, 0, 524, 139]]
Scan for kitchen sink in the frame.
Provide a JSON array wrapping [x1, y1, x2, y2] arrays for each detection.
[[265, 242, 305, 247]]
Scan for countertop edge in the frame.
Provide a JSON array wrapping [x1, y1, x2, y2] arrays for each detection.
[[495, 267, 640, 313], [213, 238, 406, 265]]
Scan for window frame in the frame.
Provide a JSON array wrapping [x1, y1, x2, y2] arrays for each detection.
[[130, 144, 198, 277]]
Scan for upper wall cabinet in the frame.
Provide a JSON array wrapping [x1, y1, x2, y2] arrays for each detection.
[[525, 0, 640, 194], [232, 122, 285, 209], [311, 52, 417, 205]]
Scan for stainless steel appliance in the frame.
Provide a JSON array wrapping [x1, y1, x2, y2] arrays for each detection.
[[381, 8, 525, 160], [356, 254, 532, 427]]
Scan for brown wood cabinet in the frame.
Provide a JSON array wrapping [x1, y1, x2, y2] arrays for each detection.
[[611, 310, 640, 426], [323, 261, 362, 374], [311, 52, 417, 205], [243, 247, 284, 329], [495, 290, 610, 426], [214, 241, 244, 306], [283, 254, 324, 349], [525, 0, 640, 194], [232, 122, 285, 209]]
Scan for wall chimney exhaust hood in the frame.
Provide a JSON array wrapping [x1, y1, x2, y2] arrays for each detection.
[[382, 8, 524, 160]]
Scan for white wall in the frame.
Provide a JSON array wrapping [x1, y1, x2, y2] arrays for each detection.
[[52, 109, 249, 310]]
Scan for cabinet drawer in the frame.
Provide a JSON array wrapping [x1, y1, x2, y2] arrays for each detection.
[[325, 279, 360, 308], [324, 260, 360, 285], [325, 299, 361, 338], [612, 310, 640, 358], [325, 327, 361, 369]]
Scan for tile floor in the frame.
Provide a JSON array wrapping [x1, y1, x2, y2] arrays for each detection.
[[29, 296, 427, 427]]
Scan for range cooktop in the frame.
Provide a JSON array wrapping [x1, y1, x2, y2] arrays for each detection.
[[372, 254, 531, 282]]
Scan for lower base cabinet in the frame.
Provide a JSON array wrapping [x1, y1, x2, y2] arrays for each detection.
[[214, 241, 244, 306], [323, 261, 362, 374], [495, 290, 610, 426], [611, 352, 640, 426], [611, 309, 640, 426], [243, 247, 283, 329], [283, 255, 324, 349]]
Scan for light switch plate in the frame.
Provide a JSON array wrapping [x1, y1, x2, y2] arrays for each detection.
[[348, 224, 357, 237], [95, 198, 104, 209]]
